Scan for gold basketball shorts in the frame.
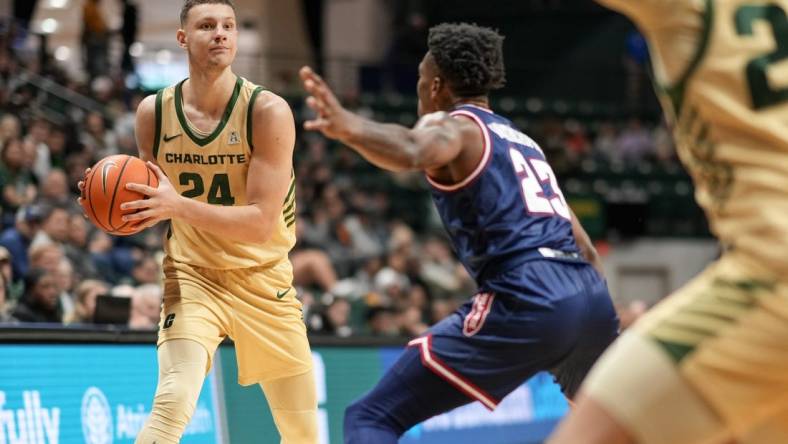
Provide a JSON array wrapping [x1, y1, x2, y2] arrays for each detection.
[[583, 252, 788, 444], [157, 256, 313, 385]]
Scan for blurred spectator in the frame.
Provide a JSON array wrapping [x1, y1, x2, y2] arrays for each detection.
[[0, 247, 19, 302], [419, 237, 472, 299], [82, 0, 110, 80], [11, 268, 61, 323], [342, 208, 387, 260], [64, 212, 99, 282], [28, 243, 64, 274], [0, 205, 43, 281], [430, 298, 459, 324], [653, 122, 676, 165], [30, 203, 70, 249], [54, 257, 75, 321], [25, 118, 51, 183], [617, 118, 654, 164], [39, 169, 72, 208], [374, 252, 410, 304], [65, 279, 109, 324], [398, 305, 427, 337], [592, 121, 619, 162], [291, 249, 337, 294], [0, 137, 38, 220], [45, 127, 68, 171], [0, 114, 21, 146], [564, 120, 590, 163], [0, 271, 11, 322], [366, 305, 399, 336], [65, 153, 92, 195], [80, 111, 117, 160], [126, 256, 160, 286], [310, 296, 353, 337], [115, 94, 143, 156], [87, 230, 119, 283], [128, 283, 161, 329], [616, 299, 649, 330], [120, 0, 139, 75]]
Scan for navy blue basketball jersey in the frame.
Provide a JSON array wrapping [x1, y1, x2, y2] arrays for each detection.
[[426, 104, 580, 282]]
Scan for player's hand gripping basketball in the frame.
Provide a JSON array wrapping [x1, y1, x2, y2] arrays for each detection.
[[300, 66, 362, 140], [119, 161, 181, 230]]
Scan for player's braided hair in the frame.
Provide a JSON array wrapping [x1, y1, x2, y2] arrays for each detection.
[[180, 0, 237, 26], [427, 23, 506, 97]]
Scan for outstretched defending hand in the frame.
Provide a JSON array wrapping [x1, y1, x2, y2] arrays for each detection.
[[299, 66, 361, 140]]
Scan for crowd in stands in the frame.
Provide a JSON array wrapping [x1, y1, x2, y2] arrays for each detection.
[[0, 18, 669, 336]]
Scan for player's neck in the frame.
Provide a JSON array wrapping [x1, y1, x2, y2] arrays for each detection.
[[183, 67, 236, 115], [452, 97, 490, 110]]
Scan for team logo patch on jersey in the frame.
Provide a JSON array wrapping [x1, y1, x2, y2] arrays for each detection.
[[463, 292, 495, 337], [228, 130, 241, 145]]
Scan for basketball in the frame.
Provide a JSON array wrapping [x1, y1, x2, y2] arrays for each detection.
[[80, 154, 159, 236]]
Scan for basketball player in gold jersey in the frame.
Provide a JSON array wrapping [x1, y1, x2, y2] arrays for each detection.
[[107, 1, 316, 442], [549, 1, 788, 443]]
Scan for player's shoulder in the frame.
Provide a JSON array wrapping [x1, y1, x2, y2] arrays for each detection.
[[249, 89, 294, 125], [137, 94, 158, 116]]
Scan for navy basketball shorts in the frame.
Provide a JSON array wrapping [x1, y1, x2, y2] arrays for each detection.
[[408, 259, 619, 408]]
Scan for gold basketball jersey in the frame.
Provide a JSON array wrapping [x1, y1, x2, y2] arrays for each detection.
[[599, 0, 788, 273], [153, 76, 297, 269]]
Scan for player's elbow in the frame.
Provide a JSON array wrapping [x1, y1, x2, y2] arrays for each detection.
[[246, 206, 277, 244], [248, 226, 273, 244]]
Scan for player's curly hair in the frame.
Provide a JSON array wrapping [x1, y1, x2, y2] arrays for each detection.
[[427, 23, 506, 97], [180, 0, 237, 26]]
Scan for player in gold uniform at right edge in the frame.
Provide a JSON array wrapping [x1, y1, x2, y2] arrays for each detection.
[[549, 1, 788, 443]]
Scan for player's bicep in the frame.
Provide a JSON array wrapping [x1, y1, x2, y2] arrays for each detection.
[[135, 94, 158, 162], [246, 95, 296, 218], [409, 112, 465, 169]]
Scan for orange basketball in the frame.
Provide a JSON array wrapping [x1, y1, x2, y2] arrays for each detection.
[[80, 154, 159, 236]]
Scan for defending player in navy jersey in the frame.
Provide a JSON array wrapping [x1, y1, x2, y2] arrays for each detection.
[[301, 23, 619, 444]]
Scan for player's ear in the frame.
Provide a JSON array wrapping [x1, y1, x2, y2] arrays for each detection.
[[176, 29, 187, 48], [430, 76, 443, 101]]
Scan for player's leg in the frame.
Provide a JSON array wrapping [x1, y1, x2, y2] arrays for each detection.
[[227, 264, 317, 442], [135, 339, 213, 444], [136, 258, 230, 444], [343, 345, 477, 444], [549, 393, 633, 444], [345, 260, 618, 443], [550, 256, 788, 444], [548, 333, 729, 444], [260, 370, 319, 444]]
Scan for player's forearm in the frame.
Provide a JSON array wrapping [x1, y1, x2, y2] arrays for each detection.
[[174, 197, 273, 244], [341, 116, 425, 172]]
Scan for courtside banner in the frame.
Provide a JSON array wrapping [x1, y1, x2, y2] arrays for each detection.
[[0, 344, 222, 444]]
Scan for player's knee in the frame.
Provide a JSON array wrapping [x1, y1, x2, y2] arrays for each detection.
[[344, 397, 401, 444], [344, 397, 378, 433], [149, 376, 199, 427], [156, 388, 195, 417]]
